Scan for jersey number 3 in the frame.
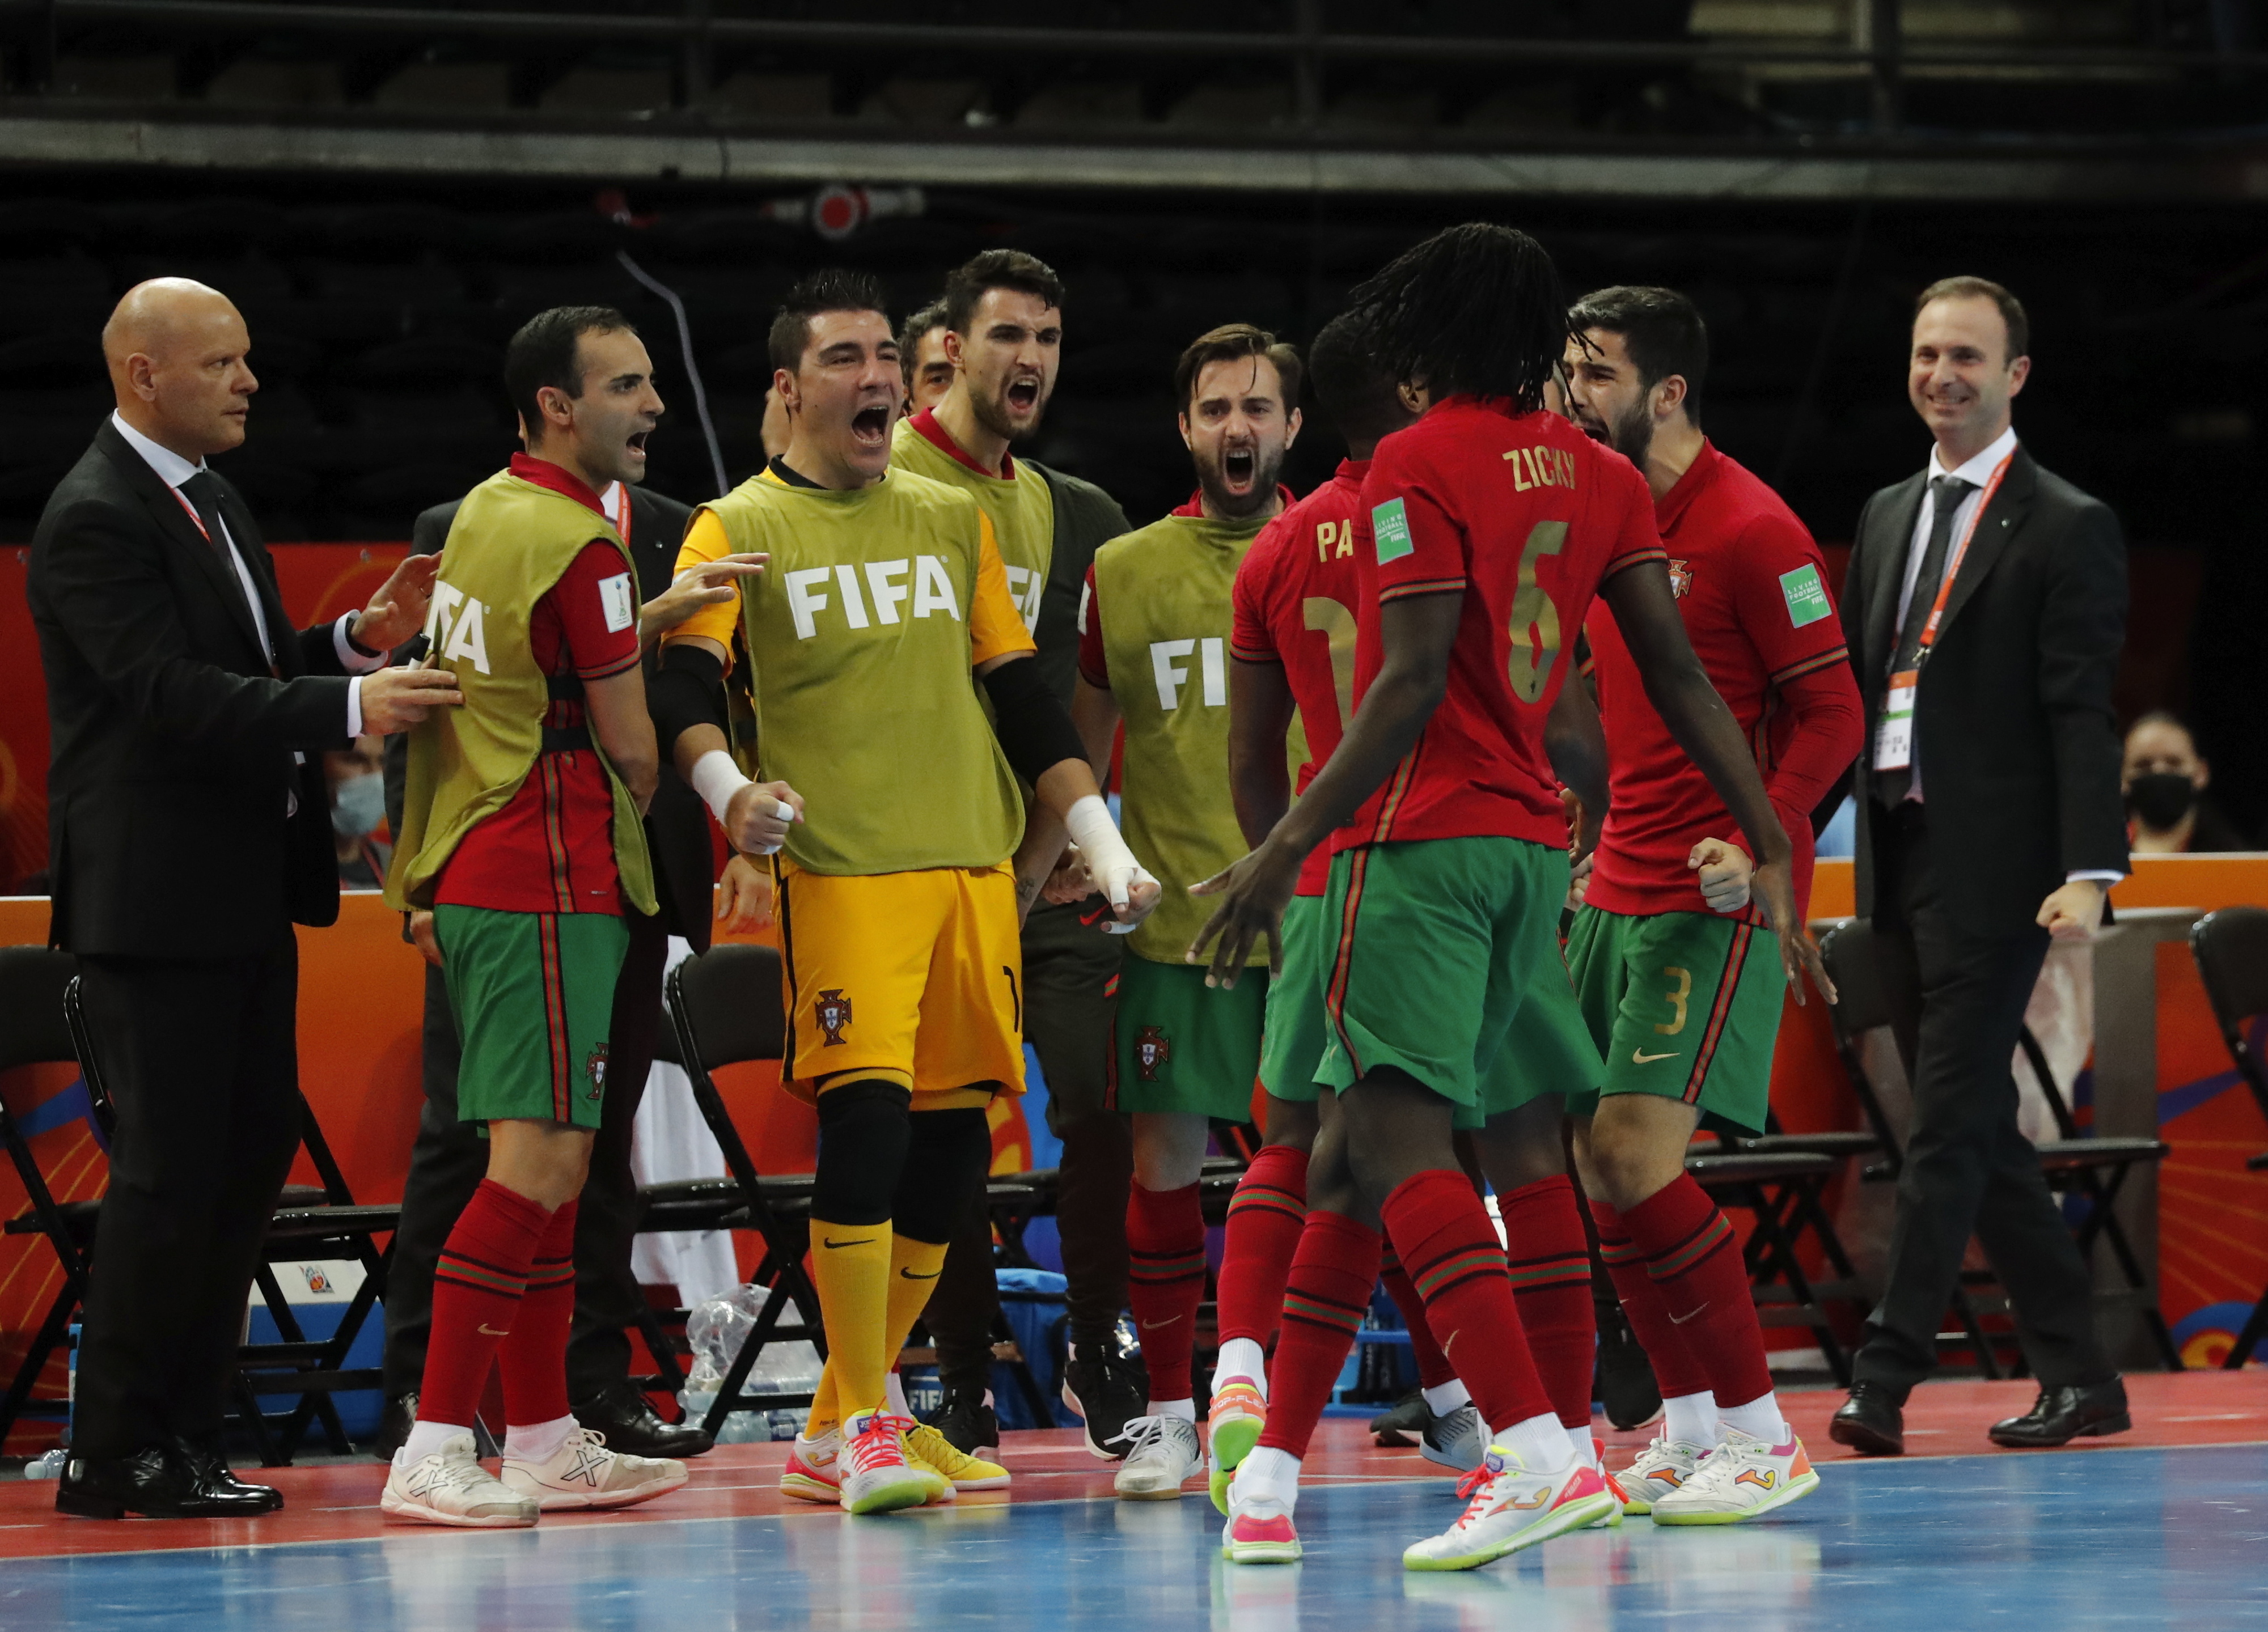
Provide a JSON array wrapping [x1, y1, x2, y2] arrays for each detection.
[[1506, 519, 1567, 704]]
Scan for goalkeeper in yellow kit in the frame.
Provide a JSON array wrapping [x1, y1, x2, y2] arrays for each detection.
[[655, 269, 1158, 1516]]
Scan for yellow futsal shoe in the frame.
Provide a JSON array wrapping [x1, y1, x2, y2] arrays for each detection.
[[837, 1410, 933, 1515], [1649, 1426, 1819, 1525], [1208, 1380, 1267, 1515], [905, 1421, 1008, 1492]]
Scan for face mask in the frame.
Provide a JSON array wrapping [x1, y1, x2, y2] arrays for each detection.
[[332, 772, 385, 840], [2126, 772, 2196, 831]]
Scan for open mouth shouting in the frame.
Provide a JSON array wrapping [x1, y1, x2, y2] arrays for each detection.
[[852, 403, 892, 448], [625, 427, 650, 463], [1005, 377, 1040, 416], [1221, 445, 1257, 493]]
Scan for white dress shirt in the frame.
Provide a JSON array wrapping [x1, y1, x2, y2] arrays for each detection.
[[1890, 422, 2120, 885], [111, 412, 386, 736]]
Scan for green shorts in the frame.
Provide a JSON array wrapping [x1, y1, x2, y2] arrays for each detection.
[[1562, 904, 1786, 1135], [433, 904, 628, 1131], [1259, 894, 1329, 1105], [1110, 953, 1267, 1121], [1315, 837, 1603, 1129]]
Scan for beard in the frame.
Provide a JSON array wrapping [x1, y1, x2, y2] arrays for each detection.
[[971, 376, 1048, 446], [1195, 439, 1285, 519], [1607, 397, 1654, 470]]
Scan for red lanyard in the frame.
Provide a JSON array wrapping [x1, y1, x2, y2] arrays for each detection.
[[1910, 452, 2012, 662], [169, 484, 211, 541]]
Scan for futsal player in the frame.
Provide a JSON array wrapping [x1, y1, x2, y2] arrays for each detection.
[[890, 251, 1147, 1459], [1069, 323, 1301, 1499], [899, 299, 954, 413], [659, 270, 1158, 1515], [382, 308, 717, 1527], [1191, 224, 1826, 1571], [1561, 286, 1862, 1522]]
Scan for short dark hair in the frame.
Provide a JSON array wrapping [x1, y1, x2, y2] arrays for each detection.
[[1915, 275, 2029, 362], [1306, 312, 1406, 447], [1174, 323, 1302, 413], [505, 305, 634, 444], [768, 268, 891, 375], [898, 298, 949, 366], [942, 249, 1064, 336], [1344, 223, 1567, 410], [1567, 285, 1710, 427]]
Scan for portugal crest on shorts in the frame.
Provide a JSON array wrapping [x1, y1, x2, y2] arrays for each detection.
[[1666, 558, 1693, 599], [1134, 1024, 1171, 1082], [816, 989, 853, 1047], [585, 1044, 609, 1101]]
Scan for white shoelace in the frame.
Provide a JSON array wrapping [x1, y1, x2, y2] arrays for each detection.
[[1110, 1414, 1190, 1462]]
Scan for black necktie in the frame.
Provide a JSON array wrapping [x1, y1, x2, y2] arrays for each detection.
[[1875, 474, 1973, 806], [181, 470, 269, 658]]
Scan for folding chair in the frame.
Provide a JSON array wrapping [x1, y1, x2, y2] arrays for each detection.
[[2187, 906, 2268, 1367], [1817, 918, 2180, 1377], [1686, 1148, 1854, 1384], [0, 946, 89, 1442]]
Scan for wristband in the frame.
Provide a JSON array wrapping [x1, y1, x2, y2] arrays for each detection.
[[1064, 795, 1139, 903], [691, 750, 790, 854]]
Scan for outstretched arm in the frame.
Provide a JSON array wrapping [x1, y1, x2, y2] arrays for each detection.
[[1187, 590, 1462, 985]]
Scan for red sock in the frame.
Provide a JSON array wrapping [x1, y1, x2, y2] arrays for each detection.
[[1380, 1246, 1454, 1390], [420, 1179, 550, 1428], [500, 1197, 577, 1427], [1622, 1174, 1773, 1409], [1254, 1210, 1381, 1459], [1215, 1146, 1308, 1347], [1380, 1170, 1551, 1435], [1499, 1176, 1596, 1430], [1590, 1198, 1710, 1399], [1125, 1180, 1207, 1401]]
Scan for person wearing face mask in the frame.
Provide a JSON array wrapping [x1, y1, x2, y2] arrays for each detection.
[[2122, 710, 2249, 853], [328, 737, 391, 887]]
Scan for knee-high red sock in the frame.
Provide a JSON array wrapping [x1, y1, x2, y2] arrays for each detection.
[[1622, 1175, 1773, 1409], [1125, 1180, 1207, 1402], [1379, 1245, 1455, 1389], [1380, 1170, 1551, 1435], [499, 1197, 577, 1428], [419, 1179, 550, 1428], [1589, 1198, 1710, 1400], [1215, 1146, 1309, 1347], [1500, 1176, 1596, 1430], [1254, 1211, 1381, 1459]]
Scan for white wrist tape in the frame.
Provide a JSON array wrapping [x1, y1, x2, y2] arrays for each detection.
[[691, 750, 789, 854], [1064, 795, 1138, 904]]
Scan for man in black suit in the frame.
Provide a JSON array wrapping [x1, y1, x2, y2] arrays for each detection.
[[376, 434, 765, 1460], [28, 278, 460, 1516], [1829, 277, 2132, 1455]]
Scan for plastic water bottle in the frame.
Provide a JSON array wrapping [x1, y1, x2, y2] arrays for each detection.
[[23, 1449, 67, 1480]]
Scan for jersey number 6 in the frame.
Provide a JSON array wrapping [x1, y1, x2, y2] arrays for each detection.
[[1506, 519, 1567, 703]]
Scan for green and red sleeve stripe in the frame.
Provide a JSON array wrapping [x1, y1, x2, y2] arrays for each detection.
[[1769, 646, 1850, 686], [1379, 574, 1467, 604]]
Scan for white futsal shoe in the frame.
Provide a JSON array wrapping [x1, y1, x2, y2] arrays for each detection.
[[382, 1434, 539, 1528], [1649, 1426, 1819, 1525], [1615, 1433, 1710, 1515], [1111, 1413, 1203, 1499], [500, 1426, 688, 1511], [1402, 1446, 1619, 1571]]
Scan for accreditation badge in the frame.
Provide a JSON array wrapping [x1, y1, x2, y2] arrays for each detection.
[[1873, 668, 1918, 770]]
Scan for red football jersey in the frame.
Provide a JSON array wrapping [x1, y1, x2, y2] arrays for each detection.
[[1230, 457, 1370, 895], [435, 456, 642, 915], [1584, 441, 1853, 920], [1335, 396, 1665, 854]]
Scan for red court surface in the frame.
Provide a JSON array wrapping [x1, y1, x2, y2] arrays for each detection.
[[2, 1368, 2259, 1562]]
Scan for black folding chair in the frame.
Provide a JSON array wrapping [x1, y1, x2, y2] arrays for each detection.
[[0, 946, 89, 1443], [2189, 907, 2268, 1367], [1818, 918, 2180, 1376]]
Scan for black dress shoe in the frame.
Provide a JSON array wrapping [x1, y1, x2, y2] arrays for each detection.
[[57, 1445, 271, 1519], [173, 1438, 285, 1513], [572, 1380, 715, 1460], [372, 1393, 417, 1461], [1988, 1378, 2131, 1448], [1829, 1381, 1906, 1456]]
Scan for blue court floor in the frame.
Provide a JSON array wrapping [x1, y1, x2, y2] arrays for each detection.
[[7, 1444, 2266, 1632]]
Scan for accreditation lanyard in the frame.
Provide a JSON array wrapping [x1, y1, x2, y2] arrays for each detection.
[[170, 481, 281, 675], [1873, 453, 2012, 772]]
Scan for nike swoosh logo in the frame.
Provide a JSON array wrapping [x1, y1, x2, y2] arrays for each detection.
[[1138, 1317, 1182, 1330], [1668, 1303, 1710, 1325], [899, 1268, 941, 1280], [822, 1237, 877, 1250], [1632, 1049, 1678, 1065], [477, 1324, 511, 1337]]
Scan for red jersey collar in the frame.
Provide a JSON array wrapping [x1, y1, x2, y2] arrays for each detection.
[[1652, 438, 1723, 533], [1173, 484, 1298, 519], [909, 406, 1013, 479], [509, 453, 609, 519], [1334, 457, 1370, 489]]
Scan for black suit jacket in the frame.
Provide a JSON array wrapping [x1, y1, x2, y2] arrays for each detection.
[[1839, 443, 2129, 938], [28, 419, 354, 957], [383, 481, 716, 952]]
